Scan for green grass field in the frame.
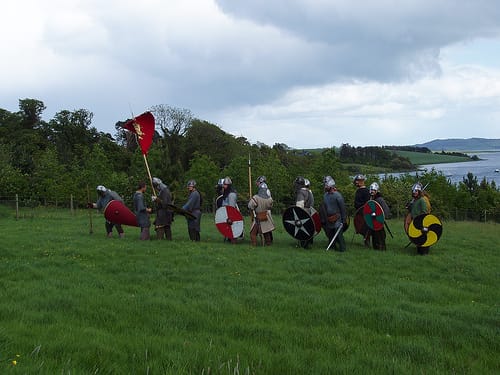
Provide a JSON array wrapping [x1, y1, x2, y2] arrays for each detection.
[[0, 208, 498, 374]]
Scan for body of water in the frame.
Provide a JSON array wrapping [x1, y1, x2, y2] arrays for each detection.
[[383, 151, 500, 186]]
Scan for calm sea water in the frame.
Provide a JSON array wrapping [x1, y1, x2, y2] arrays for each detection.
[[383, 151, 500, 186]]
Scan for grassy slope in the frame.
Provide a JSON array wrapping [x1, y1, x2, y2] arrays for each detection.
[[390, 150, 472, 166], [0, 209, 498, 373]]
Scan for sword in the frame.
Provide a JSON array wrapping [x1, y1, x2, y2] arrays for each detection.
[[384, 221, 394, 238], [326, 223, 343, 251]]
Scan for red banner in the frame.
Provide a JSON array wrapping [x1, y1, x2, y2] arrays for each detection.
[[121, 111, 155, 155]]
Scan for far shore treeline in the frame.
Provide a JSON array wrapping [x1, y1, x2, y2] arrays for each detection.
[[1, 99, 499, 221]]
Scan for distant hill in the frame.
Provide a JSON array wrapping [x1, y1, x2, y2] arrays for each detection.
[[415, 138, 500, 151]]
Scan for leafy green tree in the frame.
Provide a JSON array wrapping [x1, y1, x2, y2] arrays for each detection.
[[184, 119, 245, 169], [46, 109, 99, 167], [31, 146, 69, 205]]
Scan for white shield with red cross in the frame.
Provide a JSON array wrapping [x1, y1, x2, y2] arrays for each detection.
[[215, 206, 244, 239]]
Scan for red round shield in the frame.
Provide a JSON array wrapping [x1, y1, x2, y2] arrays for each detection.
[[104, 200, 138, 227], [215, 206, 244, 239], [310, 207, 321, 234]]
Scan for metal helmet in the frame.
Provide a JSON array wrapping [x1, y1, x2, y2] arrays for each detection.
[[294, 176, 305, 187], [152, 177, 162, 186], [187, 179, 197, 187], [412, 183, 423, 193], [304, 178, 311, 187], [256, 176, 266, 184], [223, 176, 232, 185], [353, 174, 366, 183], [96, 185, 107, 192], [324, 178, 336, 189], [369, 182, 380, 193], [323, 175, 334, 184]]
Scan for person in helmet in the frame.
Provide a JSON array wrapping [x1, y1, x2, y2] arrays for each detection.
[[321, 177, 347, 252], [353, 173, 371, 247], [88, 185, 125, 238], [406, 182, 430, 255], [215, 178, 225, 209], [248, 176, 275, 246], [218, 176, 241, 244], [133, 181, 152, 240], [182, 179, 202, 241], [294, 176, 315, 249], [152, 177, 173, 240], [368, 182, 391, 250]]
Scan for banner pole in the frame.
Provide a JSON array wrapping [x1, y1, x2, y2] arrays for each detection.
[[142, 153, 157, 198], [86, 184, 93, 234], [248, 153, 252, 198]]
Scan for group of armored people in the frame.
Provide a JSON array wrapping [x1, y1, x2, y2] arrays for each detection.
[[90, 174, 434, 255]]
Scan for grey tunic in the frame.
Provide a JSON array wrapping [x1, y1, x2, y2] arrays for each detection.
[[133, 191, 150, 228]]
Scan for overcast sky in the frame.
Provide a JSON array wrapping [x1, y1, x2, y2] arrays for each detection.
[[2, 0, 500, 148]]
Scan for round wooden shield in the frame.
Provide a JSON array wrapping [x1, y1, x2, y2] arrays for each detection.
[[363, 200, 385, 231], [104, 200, 138, 227], [215, 206, 244, 239], [282, 206, 316, 241], [353, 206, 364, 234], [407, 213, 443, 247], [310, 207, 321, 234]]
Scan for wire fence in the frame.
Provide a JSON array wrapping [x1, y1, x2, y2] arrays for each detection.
[[1, 195, 499, 223]]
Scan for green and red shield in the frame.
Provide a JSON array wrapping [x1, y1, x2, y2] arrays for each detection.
[[362, 200, 385, 231]]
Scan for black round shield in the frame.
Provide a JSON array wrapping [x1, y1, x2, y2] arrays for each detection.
[[282, 206, 315, 241]]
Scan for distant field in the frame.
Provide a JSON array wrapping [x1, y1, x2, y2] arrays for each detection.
[[0, 208, 498, 373], [391, 150, 472, 166]]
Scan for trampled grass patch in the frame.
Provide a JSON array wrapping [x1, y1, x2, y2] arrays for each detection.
[[0, 209, 498, 373]]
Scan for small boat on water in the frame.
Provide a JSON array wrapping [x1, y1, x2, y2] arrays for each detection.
[[495, 169, 500, 173]]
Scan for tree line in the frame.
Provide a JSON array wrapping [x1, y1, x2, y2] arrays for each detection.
[[1, 98, 499, 222]]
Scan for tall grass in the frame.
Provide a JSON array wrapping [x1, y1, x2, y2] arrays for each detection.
[[0, 209, 498, 374]]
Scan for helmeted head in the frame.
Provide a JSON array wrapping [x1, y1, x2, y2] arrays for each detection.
[[223, 176, 232, 185], [187, 179, 196, 188], [323, 175, 334, 184], [256, 176, 266, 185], [369, 182, 380, 194], [257, 182, 271, 198], [412, 183, 423, 195], [294, 176, 305, 189], [324, 178, 336, 191], [304, 178, 311, 188], [353, 174, 366, 187], [96, 185, 107, 195], [152, 177, 162, 187]]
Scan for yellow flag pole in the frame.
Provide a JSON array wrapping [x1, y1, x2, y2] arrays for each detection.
[[248, 153, 252, 198]]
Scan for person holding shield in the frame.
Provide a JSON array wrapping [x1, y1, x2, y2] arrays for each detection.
[[353, 174, 371, 247], [368, 182, 391, 250], [407, 183, 430, 255], [322, 176, 347, 252], [218, 177, 241, 244], [294, 176, 315, 249], [88, 185, 125, 238]]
